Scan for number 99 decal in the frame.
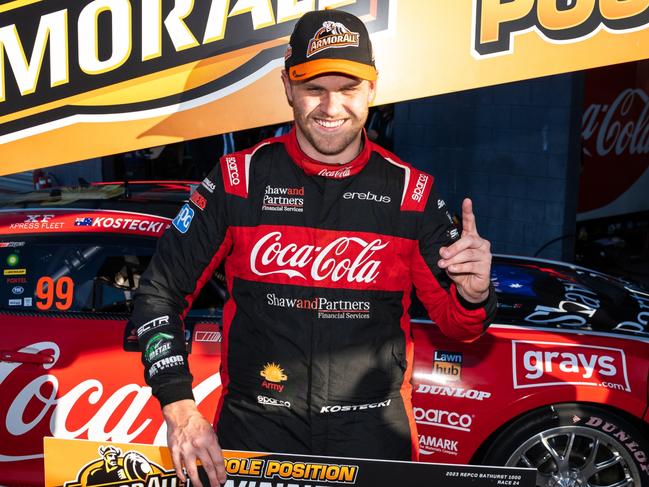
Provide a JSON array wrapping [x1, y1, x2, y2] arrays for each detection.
[[35, 276, 74, 311]]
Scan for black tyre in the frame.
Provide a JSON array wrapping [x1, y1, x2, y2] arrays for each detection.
[[481, 403, 649, 487]]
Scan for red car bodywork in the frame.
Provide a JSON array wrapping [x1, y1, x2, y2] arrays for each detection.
[[1, 188, 648, 486]]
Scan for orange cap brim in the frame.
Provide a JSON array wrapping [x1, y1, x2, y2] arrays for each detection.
[[289, 59, 378, 81]]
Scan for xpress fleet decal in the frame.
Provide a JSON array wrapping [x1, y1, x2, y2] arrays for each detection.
[[0, 210, 171, 236], [512, 340, 631, 392]]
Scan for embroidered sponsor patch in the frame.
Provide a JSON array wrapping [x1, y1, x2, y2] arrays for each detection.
[[172, 204, 194, 234]]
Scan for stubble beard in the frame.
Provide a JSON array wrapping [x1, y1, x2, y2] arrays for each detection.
[[294, 109, 367, 158]]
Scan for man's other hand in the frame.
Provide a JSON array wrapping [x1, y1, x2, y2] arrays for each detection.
[[163, 399, 227, 487], [437, 198, 492, 304]]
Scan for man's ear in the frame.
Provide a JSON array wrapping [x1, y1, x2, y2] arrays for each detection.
[[281, 70, 293, 108], [367, 79, 377, 105]]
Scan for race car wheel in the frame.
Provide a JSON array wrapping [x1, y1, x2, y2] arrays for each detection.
[[481, 404, 649, 487]]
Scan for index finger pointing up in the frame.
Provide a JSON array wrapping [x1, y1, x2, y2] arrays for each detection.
[[462, 198, 478, 236]]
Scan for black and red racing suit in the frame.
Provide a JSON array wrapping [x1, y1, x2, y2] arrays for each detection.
[[132, 129, 497, 460]]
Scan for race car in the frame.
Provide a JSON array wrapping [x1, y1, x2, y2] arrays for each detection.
[[0, 182, 647, 487]]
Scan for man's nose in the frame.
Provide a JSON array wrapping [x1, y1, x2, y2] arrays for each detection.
[[319, 92, 343, 117]]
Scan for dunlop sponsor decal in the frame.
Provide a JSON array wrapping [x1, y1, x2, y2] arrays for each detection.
[[0, 0, 390, 143], [473, 0, 649, 57]]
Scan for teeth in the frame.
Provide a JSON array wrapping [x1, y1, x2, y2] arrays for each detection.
[[316, 119, 344, 128]]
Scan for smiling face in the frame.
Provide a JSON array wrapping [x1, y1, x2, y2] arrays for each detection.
[[282, 72, 376, 164]]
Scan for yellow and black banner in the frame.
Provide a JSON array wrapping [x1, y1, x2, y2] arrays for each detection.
[[1, 0, 649, 173], [44, 437, 536, 487]]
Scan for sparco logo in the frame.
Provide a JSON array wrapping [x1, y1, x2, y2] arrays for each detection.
[[257, 395, 291, 408], [318, 167, 351, 178], [513, 341, 631, 392], [412, 174, 429, 202], [415, 384, 491, 401], [226, 156, 240, 186], [250, 231, 388, 283], [413, 407, 473, 432]]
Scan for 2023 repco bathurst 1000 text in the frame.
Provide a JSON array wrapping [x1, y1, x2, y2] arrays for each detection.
[[0, 182, 648, 487]]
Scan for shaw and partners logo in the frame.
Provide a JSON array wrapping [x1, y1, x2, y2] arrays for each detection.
[[472, 0, 649, 57], [250, 231, 389, 283], [0, 0, 391, 142], [512, 340, 631, 392], [64, 445, 178, 487]]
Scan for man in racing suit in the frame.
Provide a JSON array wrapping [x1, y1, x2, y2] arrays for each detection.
[[131, 9, 497, 487]]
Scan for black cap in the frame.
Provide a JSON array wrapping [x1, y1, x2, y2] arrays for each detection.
[[285, 10, 377, 81]]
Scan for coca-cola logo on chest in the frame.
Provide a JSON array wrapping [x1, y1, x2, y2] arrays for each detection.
[[250, 231, 388, 283]]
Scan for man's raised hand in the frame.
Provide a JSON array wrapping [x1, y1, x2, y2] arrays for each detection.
[[437, 198, 492, 303]]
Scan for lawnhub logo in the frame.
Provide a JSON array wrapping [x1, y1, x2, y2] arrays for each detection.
[[0, 0, 390, 143], [512, 340, 631, 392]]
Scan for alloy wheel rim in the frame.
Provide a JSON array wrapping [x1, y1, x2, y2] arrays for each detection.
[[504, 425, 640, 487]]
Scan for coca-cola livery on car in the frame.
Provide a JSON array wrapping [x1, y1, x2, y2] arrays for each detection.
[[1, 183, 648, 487]]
